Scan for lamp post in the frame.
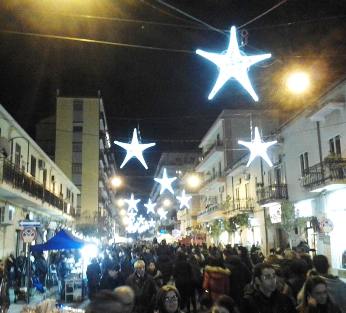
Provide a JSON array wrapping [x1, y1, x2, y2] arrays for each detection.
[[9, 136, 30, 172]]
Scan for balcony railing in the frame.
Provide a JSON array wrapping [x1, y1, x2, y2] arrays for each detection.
[[201, 171, 226, 188], [202, 140, 223, 158], [256, 184, 288, 205], [234, 198, 255, 211], [1, 159, 75, 217], [301, 158, 346, 190], [198, 203, 224, 217]]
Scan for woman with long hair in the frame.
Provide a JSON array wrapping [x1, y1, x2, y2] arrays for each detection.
[[156, 285, 183, 313], [298, 276, 341, 313]]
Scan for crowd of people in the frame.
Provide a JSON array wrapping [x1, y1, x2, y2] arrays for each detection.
[[83, 239, 346, 313]]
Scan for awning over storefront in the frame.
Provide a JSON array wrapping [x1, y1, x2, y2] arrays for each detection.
[[31, 229, 85, 251]]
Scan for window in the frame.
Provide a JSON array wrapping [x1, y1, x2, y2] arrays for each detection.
[[73, 142, 82, 152], [73, 126, 83, 133], [329, 135, 342, 157], [30, 155, 36, 177], [60, 184, 63, 196], [15, 143, 21, 168], [235, 187, 240, 200], [73, 99, 83, 111], [245, 183, 249, 198], [72, 163, 82, 174], [218, 161, 222, 176], [300, 152, 309, 176], [66, 188, 71, 200]]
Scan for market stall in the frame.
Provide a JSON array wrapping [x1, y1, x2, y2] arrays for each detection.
[[31, 230, 87, 302]]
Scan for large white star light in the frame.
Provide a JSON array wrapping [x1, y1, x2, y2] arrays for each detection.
[[148, 218, 156, 228], [177, 190, 192, 209], [157, 207, 168, 220], [144, 199, 156, 215], [124, 193, 140, 213], [154, 168, 177, 195], [114, 128, 156, 169], [196, 26, 271, 101], [238, 127, 277, 167]]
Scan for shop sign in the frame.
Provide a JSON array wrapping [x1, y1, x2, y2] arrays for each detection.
[[269, 204, 282, 224], [19, 220, 41, 227], [21, 227, 37, 243]]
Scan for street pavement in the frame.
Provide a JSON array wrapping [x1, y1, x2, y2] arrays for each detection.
[[7, 287, 88, 313]]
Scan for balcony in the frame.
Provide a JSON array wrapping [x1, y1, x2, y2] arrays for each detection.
[[197, 203, 225, 223], [301, 158, 346, 192], [0, 159, 75, 218], [256, 184, 288, 205], [196, 140, 224, 171], [225, 198, 255, 217], [200, 171, 226, 190]]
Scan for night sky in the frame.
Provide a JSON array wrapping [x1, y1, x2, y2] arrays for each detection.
[[0, 0, 346, 196]]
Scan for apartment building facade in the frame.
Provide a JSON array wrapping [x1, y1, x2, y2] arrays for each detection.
[[0, 105, 79, 258], [54, 95, 118, 230], [195, 109, 279, 239]]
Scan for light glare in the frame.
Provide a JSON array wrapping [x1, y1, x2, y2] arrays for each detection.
[[286, 72, 310, 94]]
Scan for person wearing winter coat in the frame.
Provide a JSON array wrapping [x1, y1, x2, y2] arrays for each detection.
[[155, 285, 184, 313], [173, 252, 196, 313], [147, 261, 163, 289], [126, 260, 157, 313], [313, 255, 346, 313], [223, 250, 252, 307], [242, 263, 296, 313], [86, 258, 101, 300], [99, 264, 124, 291], [298, 276, 341, 313], [0, 259, 10, 313], [202, 256, 231, 303]]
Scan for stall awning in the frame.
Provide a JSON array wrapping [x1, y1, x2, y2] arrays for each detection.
[[31, 229, 85, 252]]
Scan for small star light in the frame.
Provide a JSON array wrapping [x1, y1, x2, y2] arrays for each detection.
[[114, 128, 156, 170], [238, 127, 277, 167], [148, 218, 156, 228], [144, 199, 156, 215], [177, 190, 192, 209], [196, 26, 271, 101], [124, 193, 140, 213], [154, 168, 177, 195], [157, 207, 168, 220]]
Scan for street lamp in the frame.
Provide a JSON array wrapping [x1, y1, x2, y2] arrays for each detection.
[[286, 71, 310, 94], [163, 198, 171, 208], [186, 174, 201, 189], [117, 198, 125, 207], [111, 176, 123, 188]]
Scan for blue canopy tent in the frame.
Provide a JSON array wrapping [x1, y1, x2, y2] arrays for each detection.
[[31, 229, 85, 252]]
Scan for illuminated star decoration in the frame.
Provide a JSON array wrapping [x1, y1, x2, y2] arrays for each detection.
[[177, 190, 192, 209], [148, 218, 156, 228], [238, 127, 277, 167], [124, 193, 140, 213], [114, 128, 156, 170], [157, 207, 168, 220], [144, 199, 156, 215], [154, 168, 177, 195], [196, 26, 271, 101]]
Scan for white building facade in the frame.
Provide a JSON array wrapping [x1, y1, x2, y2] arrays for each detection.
[[0, 105, 79, 258]]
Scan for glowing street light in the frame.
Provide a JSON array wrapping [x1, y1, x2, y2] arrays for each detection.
[[186, 174, 201, 189], [163, 198, 171, 208], [111, 176, 123, 188], [286, 71, 310, 94], [117, 198, 125, 207], [120, 209, 126, 216], [122, 216, 130, 225]]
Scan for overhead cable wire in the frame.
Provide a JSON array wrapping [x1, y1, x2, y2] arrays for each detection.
[[2, 29, 346, 59], [0, 29, 193, 54], [21, 9, 205, 31], [139, 0, 196, 25], [239, 0, 290, 29], [153, 0, 227, 37]]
